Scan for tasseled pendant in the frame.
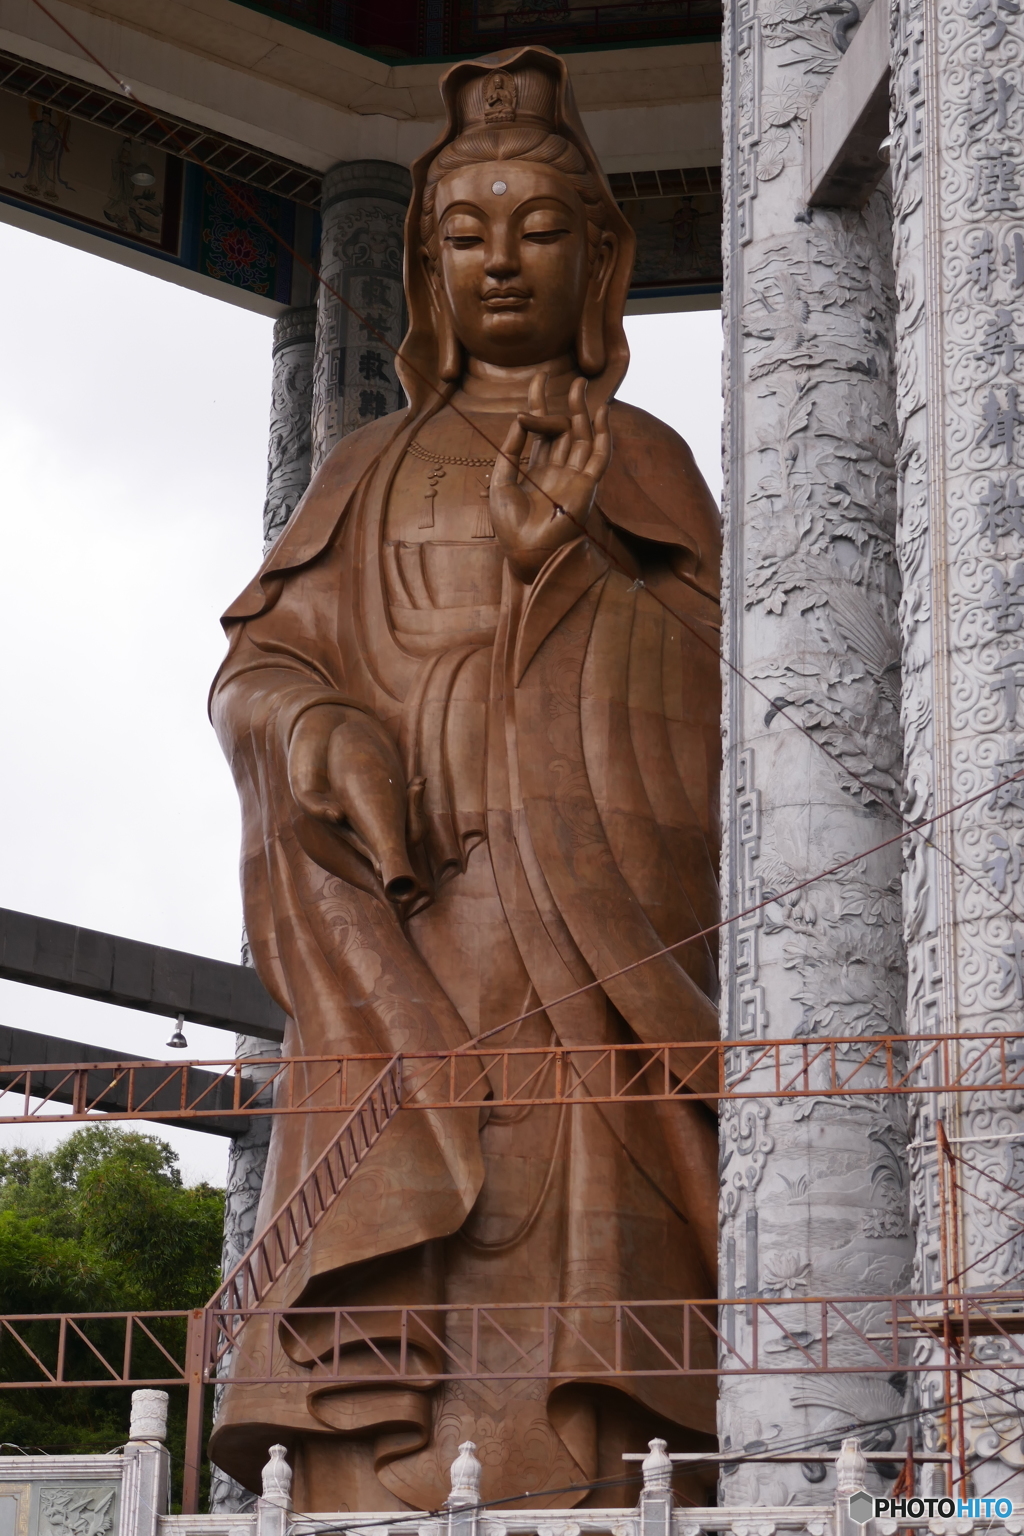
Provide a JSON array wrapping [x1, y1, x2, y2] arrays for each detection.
[[474, 477, 495, 538], [420, 464, 444, 529]]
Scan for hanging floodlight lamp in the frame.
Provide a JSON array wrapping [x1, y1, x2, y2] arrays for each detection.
[[166, 1012, 187, 1049]]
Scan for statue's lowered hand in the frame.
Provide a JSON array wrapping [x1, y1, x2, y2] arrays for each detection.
[[490, 372, 610, 583], [288, 704, 420, 904]]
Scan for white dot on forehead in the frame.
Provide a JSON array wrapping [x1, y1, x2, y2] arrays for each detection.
[[491, 179, 507, 195]]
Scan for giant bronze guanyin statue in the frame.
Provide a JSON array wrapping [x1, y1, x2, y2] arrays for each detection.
[[209, 45, 722, 1515]]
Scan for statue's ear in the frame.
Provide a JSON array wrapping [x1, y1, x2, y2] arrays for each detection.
[[437, 293, 463, 381], [422, 248, 462, 381], [576, 230, 618, 377]]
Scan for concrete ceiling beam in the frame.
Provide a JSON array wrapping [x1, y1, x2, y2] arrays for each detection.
[[0, 0, 722, 174], [804, 0, 890, 209], [0, 908, 286, 1042]]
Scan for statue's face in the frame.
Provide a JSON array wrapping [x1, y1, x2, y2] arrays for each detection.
[[432, 160, 598, 368]]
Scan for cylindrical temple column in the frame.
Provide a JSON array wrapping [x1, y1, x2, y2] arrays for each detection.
[[220, 1026, 283, 1281], [209, 1032, 282, 1514], [719, 0, 912, 1507], [310, 160, 412, 469], [218, 300, 316, 1370], [210, 304, 315, 1508], [263, 306, 317, 550], [891, 0, 1024, 1500]]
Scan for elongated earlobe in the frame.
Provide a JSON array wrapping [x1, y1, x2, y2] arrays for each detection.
[[576, 286, 606, 376], [437, 291, 463, 381], [575, 232, 617, 377], [422, 249, 462, 381]]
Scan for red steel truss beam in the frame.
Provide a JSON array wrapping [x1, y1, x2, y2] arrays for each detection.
[[0, 1024, 255, 1135], [1, 1294, 1021, 1390], [0, 1033, 1021, 1124], [0, 1310, 194, 1388], [204, 1293, 1024, 1385]]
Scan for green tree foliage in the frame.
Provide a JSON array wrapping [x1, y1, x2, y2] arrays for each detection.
[[0, 1126, 224, 1503]]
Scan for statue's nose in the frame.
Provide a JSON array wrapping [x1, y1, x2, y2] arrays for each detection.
[[485, 235, 518, 279]]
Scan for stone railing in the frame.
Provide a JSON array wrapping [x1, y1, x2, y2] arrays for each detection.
[[3, 1398, 1022, 1536]]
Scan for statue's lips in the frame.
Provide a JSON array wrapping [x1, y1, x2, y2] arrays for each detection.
[[482, 290, 530, 310]]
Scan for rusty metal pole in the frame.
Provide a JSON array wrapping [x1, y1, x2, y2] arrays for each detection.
[[181, 1308, 207, 1515], [935, 1128, 954, 1497], [937, 1124, 969, 1499]]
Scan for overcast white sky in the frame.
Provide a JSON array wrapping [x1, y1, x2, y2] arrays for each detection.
[[0, 219, 723, 1186]]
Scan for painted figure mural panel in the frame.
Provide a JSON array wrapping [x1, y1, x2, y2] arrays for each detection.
[[0, 94, 179, 250]]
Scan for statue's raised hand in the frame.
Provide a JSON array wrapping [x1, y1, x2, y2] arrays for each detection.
[[490, 373, 610, 584]]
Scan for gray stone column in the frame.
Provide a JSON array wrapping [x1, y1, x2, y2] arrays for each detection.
[[311, 160, 411, 470], [892, 0, 1024, 1499], [209, 1021, 283, 1514], [216, 300, 317, 1422], [210, 299, 315, 1505], [719, 0, 912, 1507], [263, 307, 316, 550]]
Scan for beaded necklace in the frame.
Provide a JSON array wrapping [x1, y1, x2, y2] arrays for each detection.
[[406, 436, 516, 537]]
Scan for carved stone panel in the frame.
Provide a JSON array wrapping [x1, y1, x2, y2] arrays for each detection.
[[33, 1485, 117, 1536], [310, 161, 411, 469], [263, 308, 315, 550]]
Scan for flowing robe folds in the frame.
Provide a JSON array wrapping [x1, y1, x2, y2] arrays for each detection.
[[209, 394, 723, 1510]]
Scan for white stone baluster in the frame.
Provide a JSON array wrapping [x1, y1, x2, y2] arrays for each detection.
[[640, 1438, 674, 1536], [447, 1440, 482, 1536], [128, 1390, 168, 1443], [256, 1444, 292, 1536], [123, 1391, 171, 1536]]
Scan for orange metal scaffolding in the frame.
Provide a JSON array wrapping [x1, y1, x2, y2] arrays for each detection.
[[1, 1059, 1021, 1514], [1, 1030, 1023, 1124]]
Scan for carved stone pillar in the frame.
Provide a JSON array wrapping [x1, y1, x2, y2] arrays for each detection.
[[263, 306, 316, 550], [210, 308, 316, 1513], [209, 1027, 281, 1514], [220, 1031, 282, 1279], [214, 303, 316, 1506], [719, 0, 912, 1506], [213, 298, 317, 1505], [310, 160, 411, 469], [892, 0, 1024, 1499]]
